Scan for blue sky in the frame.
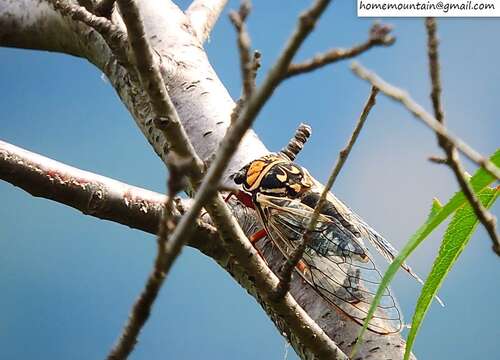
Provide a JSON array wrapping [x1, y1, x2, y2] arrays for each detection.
[[1, 1, 499, 359]]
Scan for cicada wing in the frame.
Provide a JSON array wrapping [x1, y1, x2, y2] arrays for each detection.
[[256, 194, 403, 334], [323, 190, 426, 286]]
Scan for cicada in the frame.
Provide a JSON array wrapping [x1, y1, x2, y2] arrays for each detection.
[[233, 153, 424, 334]]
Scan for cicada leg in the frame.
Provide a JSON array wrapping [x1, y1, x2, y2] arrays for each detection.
[[225, 190, 272, 264], [296, 260, 309, 275], [248, 228, 270, 264]]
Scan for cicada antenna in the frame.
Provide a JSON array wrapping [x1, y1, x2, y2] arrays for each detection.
[[279, 123, 312, 161]]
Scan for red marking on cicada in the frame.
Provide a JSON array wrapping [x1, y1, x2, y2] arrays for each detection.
[[235, 190, 255, 209]]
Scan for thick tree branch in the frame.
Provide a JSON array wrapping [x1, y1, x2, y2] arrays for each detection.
[[351, 61, 500, 181], [284, 22, 395, 79], [0, 0, 87, 55], [47, 0, 131, 70], [425, 18, 499, 255], [186, 0, 228, 43]]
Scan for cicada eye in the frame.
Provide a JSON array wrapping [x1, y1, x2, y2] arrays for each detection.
[[232, 168, 247, 185]]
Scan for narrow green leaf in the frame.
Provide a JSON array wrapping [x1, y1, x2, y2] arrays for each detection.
[[404, 186, 499, 360], [353, 148, 499, 354]]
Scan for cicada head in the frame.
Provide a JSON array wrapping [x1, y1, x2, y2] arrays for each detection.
[[233, 154, 313, 199]]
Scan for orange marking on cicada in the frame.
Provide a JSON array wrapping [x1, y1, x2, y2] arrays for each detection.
[[250, 228, 267, 243], [249, 228, 268, 264], [296, 259, 309, 274]]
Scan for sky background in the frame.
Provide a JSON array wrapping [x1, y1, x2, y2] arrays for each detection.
[[1, 1, 499, 359]]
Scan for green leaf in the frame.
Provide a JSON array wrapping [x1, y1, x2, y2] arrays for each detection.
[[352, 148, 500, 355], [404, 186, 499, 360]]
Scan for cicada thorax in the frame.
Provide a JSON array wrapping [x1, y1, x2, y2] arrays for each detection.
[[233, 154, 313, 199], [233, 154, 361, 245]]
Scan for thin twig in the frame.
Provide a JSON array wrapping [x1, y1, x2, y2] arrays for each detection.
[[279, 123, 312, 161], [273, 86, 379, 299], [48, 0, 129, 68], [186, 0, 229, 43], [350, 61, 500, 181], [230, 50, 262, 125], [94, 0, 116, 18], [425, 18, 499, 255], [284, 22, 395, 79], [107, 156, 185, 360], [229, 0, 255, 100], [428, 155, 449, 164]]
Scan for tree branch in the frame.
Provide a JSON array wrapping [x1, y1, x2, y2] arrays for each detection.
[[284, 22, 395, 79], [0, 0, 87, 55], [186, 0, 228, 43], [229, 0, 254, 101], [47, 0, 131, 69], [425, 18, 499, 255], [350, 61, 500, 181]]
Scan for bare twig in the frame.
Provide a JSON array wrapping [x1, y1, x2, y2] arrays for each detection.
[[229, 1, 255, 100], [279, 123, 312, 161], [285, 22, 395, 79], [94, 0, 116, 18], [425, 18, 499, 255], [273, 86, 379, 299], [350, 61, 500, 181], [230, 51, 261, 124], [108, 155, 186, 360], [114, 0, 346, 358], [428, 155, 449, 164], [186, 0, 229, 43], [47, 0, 129, 67]]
